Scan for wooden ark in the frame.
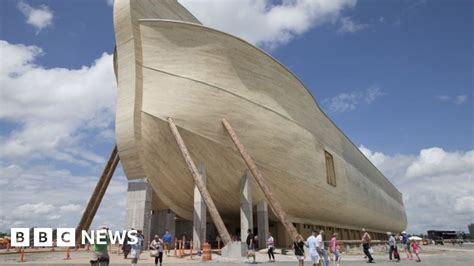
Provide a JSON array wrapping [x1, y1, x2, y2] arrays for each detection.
[[113, 0, 407, 242]]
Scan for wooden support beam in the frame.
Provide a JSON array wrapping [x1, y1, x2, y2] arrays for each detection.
[[222, 118, 299, 241], [75, 144, 120, 246], [167, 117, 232, 246]]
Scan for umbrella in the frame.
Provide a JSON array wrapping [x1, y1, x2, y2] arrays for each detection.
[[409, 236, 422, 241]]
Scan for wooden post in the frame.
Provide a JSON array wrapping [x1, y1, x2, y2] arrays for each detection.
[[75, 145, 120, 247], [168, 117, 232, 245], [222, 118, 299, 241]]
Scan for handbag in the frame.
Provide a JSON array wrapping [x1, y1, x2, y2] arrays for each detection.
[[368, 247, 374, 254], [150, 249, 158, 257]]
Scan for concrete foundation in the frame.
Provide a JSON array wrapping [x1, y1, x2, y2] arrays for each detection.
[[257, 200, 269, 249], [124, 180, 152, 247], [221, 241, 246, 258], [240, 170, 252, 256], [193, 163, 207, 251]]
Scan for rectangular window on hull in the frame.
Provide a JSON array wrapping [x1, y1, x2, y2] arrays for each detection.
[[325, 150, 336, 187]]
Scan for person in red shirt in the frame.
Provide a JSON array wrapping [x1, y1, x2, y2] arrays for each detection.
[[411, 240, 421, 262]]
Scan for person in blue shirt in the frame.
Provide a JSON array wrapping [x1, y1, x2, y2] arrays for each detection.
[[162, 230, 172, 257], [401, 231, 413, 260]]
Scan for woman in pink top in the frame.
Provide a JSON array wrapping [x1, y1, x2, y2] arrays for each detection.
[[411, 240, 421, 262], [330, 233, 340, 266]]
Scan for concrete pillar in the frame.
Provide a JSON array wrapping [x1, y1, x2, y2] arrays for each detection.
[[124, 180, 152, 248], [257, 200, 269, 249], [240, 170, 252, 253], [193, 163, 207, 250]]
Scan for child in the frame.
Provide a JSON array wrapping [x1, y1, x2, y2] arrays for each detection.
[[411, 240, 421, 262]]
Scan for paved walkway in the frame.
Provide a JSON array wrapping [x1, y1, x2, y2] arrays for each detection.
[[1, 244, 473, 265]]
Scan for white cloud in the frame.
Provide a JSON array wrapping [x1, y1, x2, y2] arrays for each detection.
[[325, 92, 359, 113], [180, 0, 357, 49], [0, 40, 123, 233], [436, 94, 469, 105], [17, 1, 54, 34], [365, 86, 384, 103], [15, 202, 55, 216], [0, 163, 128, 231], [359, 145, 474, 233], [454, 196, 474, 213], [454, 95, 468, 105], [338, 16, 368, 33], [405, 147, 473, 178], [324, 86, 384, 113], [436, 95, 451, 101], [59, 204, 82, 213], [0, 40, 116, 166]]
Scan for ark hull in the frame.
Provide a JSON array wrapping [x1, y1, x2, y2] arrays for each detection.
[[113, 0, 407, 237]]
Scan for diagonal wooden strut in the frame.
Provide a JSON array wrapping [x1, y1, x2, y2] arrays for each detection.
[[167, 117, 232, 246], [75, 144, 120, 247], [222, 118, 299, 241]]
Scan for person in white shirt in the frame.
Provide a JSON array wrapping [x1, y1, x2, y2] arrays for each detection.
[[307, 230, 320, 266], [266, 232, 275, 262], [316, 230, 330, 266], [149, 235, 163, 266]]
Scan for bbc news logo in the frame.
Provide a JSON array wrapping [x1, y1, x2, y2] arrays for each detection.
[[11, 228, 138, 247]]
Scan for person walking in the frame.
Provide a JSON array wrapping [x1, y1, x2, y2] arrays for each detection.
[[122, 230, 132, 259], [293, 234, 306, 266], [130, 230, 144, 266], [330, 232, 340, 266], [316, 230, 329, 266], [162, 230, 172, 257], [307, 230, 320, 266], [361, 229, 374, 263], [266, 232, 275, 262], [411, 240, 421, 262], [150, 235, 164, 266], [91, 226, 110, 266], [401, 231, 413, 260], [246, 229, 256, 264], [387, 232, 400, 262]]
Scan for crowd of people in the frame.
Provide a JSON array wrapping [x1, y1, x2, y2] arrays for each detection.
[[89, 226, 422, 266], [123, 230, 172, 266], [90, 227, 167, 266], [387, 231, 422, 263], [243, 228, 422, 265]]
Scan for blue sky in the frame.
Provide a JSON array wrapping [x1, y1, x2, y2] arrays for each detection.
[[0, 0, 472, 234], [274, 0, 473, 154]]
